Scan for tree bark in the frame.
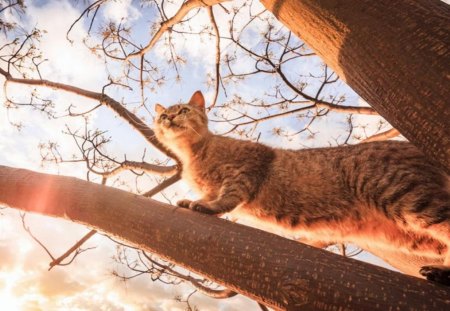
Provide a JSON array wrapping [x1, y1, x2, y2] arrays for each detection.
[[260, 0, 450, 173], [1, 165, 449, 310]]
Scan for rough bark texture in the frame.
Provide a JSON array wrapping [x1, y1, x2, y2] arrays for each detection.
[[1, 165, 449, 310], [260, 0, 450, 173]]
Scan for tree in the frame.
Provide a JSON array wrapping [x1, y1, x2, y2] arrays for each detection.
[[260, 0, 450, 173], [0, 0, 447, 309], [1, 165, 450, 310]]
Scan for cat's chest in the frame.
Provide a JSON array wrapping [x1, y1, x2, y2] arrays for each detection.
[[181, 168, 203, 193], [181, 163, 219, 196]]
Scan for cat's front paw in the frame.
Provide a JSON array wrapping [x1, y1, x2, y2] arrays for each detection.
[[177, 199, 192, 208], [189, 200, 221, 215], [420, 265, 450, 286]]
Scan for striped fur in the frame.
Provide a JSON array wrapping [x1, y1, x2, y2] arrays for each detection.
[[154, 91, 450, 283]]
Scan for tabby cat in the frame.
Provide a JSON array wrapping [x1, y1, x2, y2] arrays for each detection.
[[154, 91, 450, 285]]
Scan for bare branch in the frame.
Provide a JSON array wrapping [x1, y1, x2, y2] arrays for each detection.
[[101, 160, 178, 178], [143, 173, 181, 198], [125, 0, 228, 61], [0, 67, 178, 162], [316, 101, 378, 115], [49, 229, 97, 270], [0, 0, 23, 14], [363, 128, 401, 142], [66, 0, 107, 41], [20, 213, 55, 260], [141, 252, 237, 299], [207, 6, 221, 110], [258, 303, 270, 311], [20, 213, 95, 269]]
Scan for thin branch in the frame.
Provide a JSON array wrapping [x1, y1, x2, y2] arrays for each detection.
[[142, 252, 237, 299], [125, 0, 227, 61], [20, 213, 95, 270], [216, 104, 316, 134], [316, 101, 378, 115], [101, 160, 178, 178], [49, 229, 97, 270], [143, 173, 181, 197], [0, 67, 178, 162], [363, 128, 401, 143], [339, 243, 346, 257], [227, 27, 378, 116], [207, 6, 221, 110], [258, 303, 270, 311], [0, 0, 23, 14], [66, 0, 106, 41], [20, 213, 55, 260]]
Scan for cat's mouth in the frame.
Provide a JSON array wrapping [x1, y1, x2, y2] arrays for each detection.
[[165, 122, 186, 130]]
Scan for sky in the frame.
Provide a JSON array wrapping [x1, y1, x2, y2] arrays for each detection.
[[0, 0, 435, 310]]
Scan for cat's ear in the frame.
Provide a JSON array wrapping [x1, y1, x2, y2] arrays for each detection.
[[188, 91, 205, 111], [155, 103, 165, 114]]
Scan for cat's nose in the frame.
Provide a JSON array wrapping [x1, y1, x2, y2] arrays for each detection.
[[168, 114, 176, 121]]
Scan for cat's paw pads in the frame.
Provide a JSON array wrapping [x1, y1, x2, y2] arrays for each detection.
[[189, 201, 220, 215], [176, 199, 192, 208], [420, 265, 450, 286]]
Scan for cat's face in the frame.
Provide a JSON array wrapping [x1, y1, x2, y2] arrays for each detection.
[[154, 91, 209, 146]]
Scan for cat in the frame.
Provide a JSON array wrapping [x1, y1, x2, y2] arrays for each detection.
[[153, 91, 450, 285]]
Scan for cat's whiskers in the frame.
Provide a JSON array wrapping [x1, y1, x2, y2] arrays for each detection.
[[186, 124, 202, 138]]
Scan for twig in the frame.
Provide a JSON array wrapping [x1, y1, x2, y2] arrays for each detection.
[[0, 67, 178, 162], [258, 303, 270, 311], [207, 6, 221, 110], [143, 173, 181, 197], [20, 213, 95, 270], [125, 0, 227, 61], [49, 229, 97, 270], [363, 128, 400, 142]]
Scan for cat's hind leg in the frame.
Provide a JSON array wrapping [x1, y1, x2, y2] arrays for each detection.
[[420, 266, 450, 285], [408, 187, 450, 285], [418, 221, 450, 285], [177, 199, 192, 208]]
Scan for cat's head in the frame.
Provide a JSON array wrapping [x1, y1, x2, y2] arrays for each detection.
[[154, 91, 209, 147]]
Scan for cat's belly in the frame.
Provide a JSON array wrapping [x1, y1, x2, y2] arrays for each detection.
[[228, 205, 446, 259]]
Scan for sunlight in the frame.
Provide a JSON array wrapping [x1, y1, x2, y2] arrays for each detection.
[[0, 290, 20, 311], [0, 270, 22, 311]]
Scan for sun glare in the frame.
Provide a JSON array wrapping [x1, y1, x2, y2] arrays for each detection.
[[0, 270, 23, 311], [0, 291, 20, 311]]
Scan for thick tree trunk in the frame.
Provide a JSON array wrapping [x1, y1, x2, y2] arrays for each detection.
[[1, 165, 449, 310], [260, 0, 450, 173]]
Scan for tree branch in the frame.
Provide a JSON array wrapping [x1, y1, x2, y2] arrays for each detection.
[[363, 128, 401, 143], [125, 0, 228, 61], [143, 173, 181, 198], [207, 6, 221, 110], [0, 67, 178, 162], [141, 251, 237, 299], [102, 160, 178, 178], [49, 229, 97, 270], [259, 0, 450, 172], [1, 165, 449, 310]]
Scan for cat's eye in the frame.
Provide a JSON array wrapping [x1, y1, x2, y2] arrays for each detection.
[[160, 114, 168, 120], [179, 108, 189, 114]]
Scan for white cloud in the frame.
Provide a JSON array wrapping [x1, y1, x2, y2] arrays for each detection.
[[0, 0, 109, 176], [26, 1, 107, 89], [103, 0, 142, 24]]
